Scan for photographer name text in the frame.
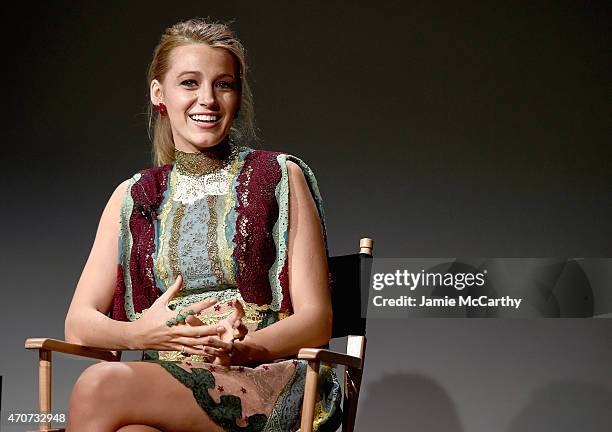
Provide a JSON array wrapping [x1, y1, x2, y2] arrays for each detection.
[[372, 295, 522, 309]]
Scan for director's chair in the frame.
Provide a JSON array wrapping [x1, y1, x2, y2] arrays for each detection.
[[25, 237, 374, 432]]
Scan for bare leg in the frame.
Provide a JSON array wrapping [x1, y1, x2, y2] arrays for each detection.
[[115, 426, 162, 432], [66, 361, 225, 432]]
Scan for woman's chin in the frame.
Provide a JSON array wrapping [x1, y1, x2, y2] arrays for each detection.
[[184, 137, 226, 150]]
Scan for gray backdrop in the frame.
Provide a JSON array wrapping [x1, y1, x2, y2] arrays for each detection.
[[3, 1, 611, 431]]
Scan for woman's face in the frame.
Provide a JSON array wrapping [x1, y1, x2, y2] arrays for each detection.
[[151, 43, 240, 152]]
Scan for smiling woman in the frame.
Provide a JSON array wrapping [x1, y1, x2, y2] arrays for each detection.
[[150, 44, 241, 153], [146, 18, 257, 167], [63, 17, 341, 432]]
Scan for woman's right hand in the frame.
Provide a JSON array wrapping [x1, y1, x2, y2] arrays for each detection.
[[126, 275, 227, 355]]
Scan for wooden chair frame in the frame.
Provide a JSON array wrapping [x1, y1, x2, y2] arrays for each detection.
[[25, 237, 373, 432]]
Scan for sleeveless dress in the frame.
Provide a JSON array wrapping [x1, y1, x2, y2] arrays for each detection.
[[110, 143, 342, 432]]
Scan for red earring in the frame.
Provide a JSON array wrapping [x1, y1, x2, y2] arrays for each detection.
[[153, 102, 167, 117]]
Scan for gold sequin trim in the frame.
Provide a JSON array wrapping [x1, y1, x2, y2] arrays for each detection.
[[218, 152, 243, 284], [169, 202, 186, 279], [240, 165, 253, 208], [188, 301, 290, 327], [154, 170, 177, 286], [206, 195, 225, 284], [175, 142, 239, 177], [158, 351, 210, 362]]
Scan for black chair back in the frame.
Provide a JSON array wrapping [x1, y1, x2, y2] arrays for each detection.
[[328, 253, 373, 339]]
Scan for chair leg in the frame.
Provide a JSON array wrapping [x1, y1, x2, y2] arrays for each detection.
[[25, 349, 70, 432], [33, 350, 64, 431], [342, 366, 363, 432], [342, 335, 366, 432], [39, 349, 53, 431], [300, 360, 320, 432]]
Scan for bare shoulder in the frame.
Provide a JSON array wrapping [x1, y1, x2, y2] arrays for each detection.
[[106, 179, 131, 209], [112, 178, 131, 199], [286, 160, 300, 170], [286, 160, 310, 196], [286, 160, 307, 183], [98, 179, 132, 229], [286, 160, 322, 230]]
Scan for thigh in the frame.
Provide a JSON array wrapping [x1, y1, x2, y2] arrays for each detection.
[[71, 361, 225, 432], [115, 426, 162, 432]]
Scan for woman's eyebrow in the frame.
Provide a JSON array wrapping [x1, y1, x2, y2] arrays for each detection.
[[177, 70, 201, 77], [176, 71, 235, 79]]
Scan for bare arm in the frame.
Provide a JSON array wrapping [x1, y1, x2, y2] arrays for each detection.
[[64, 179, 134, 349], [232, 160, 333, 365], [65, 178, 233, 353]]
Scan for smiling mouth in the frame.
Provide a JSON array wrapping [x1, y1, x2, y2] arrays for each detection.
[[189, 114, 221, 123]]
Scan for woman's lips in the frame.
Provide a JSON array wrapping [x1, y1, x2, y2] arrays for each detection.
[[190, 116, 221, 129]]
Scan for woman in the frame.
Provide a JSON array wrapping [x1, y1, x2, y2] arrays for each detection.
[[64, 17, 342, 432]]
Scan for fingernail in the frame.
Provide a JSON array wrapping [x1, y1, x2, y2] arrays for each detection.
[[217, 326, 225, 332]]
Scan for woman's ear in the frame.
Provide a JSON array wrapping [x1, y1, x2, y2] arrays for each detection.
[[150, 79, 163, 103]]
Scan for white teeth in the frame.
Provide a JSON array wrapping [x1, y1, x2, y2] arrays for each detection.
[[190, 114, 219, 122]]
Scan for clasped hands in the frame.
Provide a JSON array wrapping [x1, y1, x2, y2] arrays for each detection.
[[129, 275, 248, 366]]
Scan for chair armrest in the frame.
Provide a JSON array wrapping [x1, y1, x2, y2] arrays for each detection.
[[297, 348, 362, 369], [24, 338, 122, 362]]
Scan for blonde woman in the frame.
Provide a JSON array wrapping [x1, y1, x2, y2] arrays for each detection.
[[64, 17, 341, 432]]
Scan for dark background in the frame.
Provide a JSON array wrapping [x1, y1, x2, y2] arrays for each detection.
[[3, 1, 611, 431]]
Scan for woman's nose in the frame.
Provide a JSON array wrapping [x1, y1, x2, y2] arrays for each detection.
[[198, 85, 217, 108]]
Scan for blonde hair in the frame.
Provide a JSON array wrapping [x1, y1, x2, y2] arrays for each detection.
[[147, 17, 257, 166]]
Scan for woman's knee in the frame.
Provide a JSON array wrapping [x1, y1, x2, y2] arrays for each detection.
[[70, 362, 132, 412], [115, 425, 162, 431]]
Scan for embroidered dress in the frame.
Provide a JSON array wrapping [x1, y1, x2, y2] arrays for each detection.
[[111, 141, 342, 431]]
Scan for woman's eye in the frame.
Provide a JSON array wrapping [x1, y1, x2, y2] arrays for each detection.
[[181, 79, 197, 87], [216, 81, 235, 89]]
